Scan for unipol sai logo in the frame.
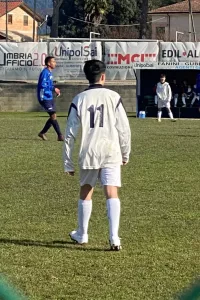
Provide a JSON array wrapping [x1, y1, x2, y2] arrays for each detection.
[[107, 53, 157, 64], [53, 45, 98, 58]]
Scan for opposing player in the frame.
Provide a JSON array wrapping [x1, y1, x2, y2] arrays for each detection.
[[37, 56, 64, 141], [156, 74, 175, 122], [63, 60, 131, 251]]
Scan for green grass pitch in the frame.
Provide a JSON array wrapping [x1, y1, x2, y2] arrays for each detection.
[[0, 113, 199, 300]]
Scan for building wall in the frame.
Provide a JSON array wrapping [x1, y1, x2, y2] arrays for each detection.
[[0, 6, 38, 41], [0, 82, 137, 113], [151, 13, 200, 41]]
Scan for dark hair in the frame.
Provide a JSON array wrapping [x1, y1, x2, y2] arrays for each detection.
[[160, 74, 166, 78], [45, 56, 55, 66], [84, 60, 106, 84]]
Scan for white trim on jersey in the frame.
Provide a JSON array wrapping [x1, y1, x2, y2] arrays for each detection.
[[63, 85, 131, 172]]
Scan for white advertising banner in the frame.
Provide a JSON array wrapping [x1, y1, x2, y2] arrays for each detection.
[[160, 42, 200, 62], [105, 41, 159, 80], [158, 42, 200, 69], [0, 42, 47, 80], [49, 42, 102, 80]]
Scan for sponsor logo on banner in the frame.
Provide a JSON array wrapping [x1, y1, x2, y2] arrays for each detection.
[[0, 42, 47, 80], [53, 45, 98, 58], [107, 53, 157, 64], [0, 52, 46, 67], [105, 42, 159, 79], [161, 49, 199, 59], [158, 61, 200, 69], [160, 42, 200, 62], [49, 42, 102, 79], [50, 42, 101, 61]]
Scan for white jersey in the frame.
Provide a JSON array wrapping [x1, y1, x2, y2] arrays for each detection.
[[63, 85, 131, 172], [156, 82, 172, 102]]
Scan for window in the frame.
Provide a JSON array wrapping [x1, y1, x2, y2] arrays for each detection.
[[24, 15, 28, 26], [8, 14, 13, 24], [156, 27, 166, 40]]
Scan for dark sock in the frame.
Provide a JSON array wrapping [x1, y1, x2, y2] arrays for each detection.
[[41, 118, 52, 134], [51, 119, 62, 136]]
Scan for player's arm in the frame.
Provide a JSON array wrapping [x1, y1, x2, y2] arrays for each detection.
[[115, 99, 131, 164], [156, 84, 161, 99], [51, 80, 60, 96], [38, 71, 50, 100], [63, 101, 80, 175]]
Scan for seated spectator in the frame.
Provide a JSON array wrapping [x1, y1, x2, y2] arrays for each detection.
[[171, 79, 179, 107]]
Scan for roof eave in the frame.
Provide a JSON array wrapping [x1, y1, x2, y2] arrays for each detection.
[[20, 3, 44, 22], [149, 11, 200, 14]]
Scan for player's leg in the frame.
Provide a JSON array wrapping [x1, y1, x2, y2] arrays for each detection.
[[157, 108, 162, 122], [174, 94, 178, 107], [101, 167, 121, 251], [166, 104, 176, 121], [50, 112, 64, 141], [182, 93, 186, 107], [38, 101, 52, 140], [69, 170, 98, 244], [38, 118, 52, 140], [191, 94, 197, 107], [157, 99, 162, 122]]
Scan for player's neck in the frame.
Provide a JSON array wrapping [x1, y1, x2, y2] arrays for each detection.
[[89, 82, 104, 87], [47, 66, 52, 72]]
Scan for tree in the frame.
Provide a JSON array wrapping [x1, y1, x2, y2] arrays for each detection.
[[106, 0, 139, 38], [51, 0, 63, 37], [139, 0, 149, 39], [84, 0, 112, 24], [59, 0, 86, 37], [59, 0, 112, 38], [58, 0, 183, 38]]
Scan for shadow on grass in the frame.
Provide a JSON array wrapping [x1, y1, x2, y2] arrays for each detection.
[[0, 238, 110, 252]]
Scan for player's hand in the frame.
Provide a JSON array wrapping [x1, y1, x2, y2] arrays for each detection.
[[55, 88, 60, 96], [66, 171, 75, 176]]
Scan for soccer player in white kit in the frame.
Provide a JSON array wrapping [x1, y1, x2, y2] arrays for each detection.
[[156, 74, 175, 122], [63, 60, 131, 251]]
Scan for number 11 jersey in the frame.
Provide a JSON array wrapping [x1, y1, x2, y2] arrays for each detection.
[[64, 85, 131, 172]]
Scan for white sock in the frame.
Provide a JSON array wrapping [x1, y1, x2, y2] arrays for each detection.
[[168, 110, 173, 119], [182, 97, 186, 105], [158, 111, 162, 120], [106, 198, 120, 241], [78, 199, 92, 236]]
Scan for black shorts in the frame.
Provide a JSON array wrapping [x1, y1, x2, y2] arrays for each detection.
[[39, 100, 56, 116]]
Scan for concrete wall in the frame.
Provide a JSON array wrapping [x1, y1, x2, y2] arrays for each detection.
[[0, 82, 137, 113]]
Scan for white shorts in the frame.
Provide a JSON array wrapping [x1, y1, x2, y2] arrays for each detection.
[[80, 166, 121, 187], [158, 99, 170, 109]]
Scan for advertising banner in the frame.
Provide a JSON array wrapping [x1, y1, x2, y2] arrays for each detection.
[[159, 42, 200, 69], [160, 42, 200, 62], [48, 41, 102, 80], [105, 41, 159, 80], [0, 42, 47, 80]]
